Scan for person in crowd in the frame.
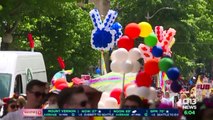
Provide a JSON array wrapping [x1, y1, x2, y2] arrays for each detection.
[[161, 92, 172, 106], [157, 89, 163, 100], [121, 95, 149, 109], [3, 79, 46, 120], [210, 89, 213, 98], [177, 93, 187, 108], [113, 95, 149, 120], [43, 90, 59, 109], [2, 98, 18, 117], [173, 96, 179, 108], [0, 99, 5, 118], [57, 86, 91, 120], [17, 96, 26, 109], [45, 83, 50, 94], [80, 85, 102, 108]]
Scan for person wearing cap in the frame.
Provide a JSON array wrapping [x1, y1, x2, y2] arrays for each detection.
[[2, 98, 18, 117]]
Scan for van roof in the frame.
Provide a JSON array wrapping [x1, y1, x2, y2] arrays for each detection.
[[0, 51, 41, 55], [0, 51, 45, 73]]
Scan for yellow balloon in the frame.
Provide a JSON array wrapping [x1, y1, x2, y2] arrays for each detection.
[[138, 22, 152, 37], [94, 116, 104, 120]]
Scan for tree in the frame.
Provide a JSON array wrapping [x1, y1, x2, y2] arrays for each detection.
[[0, 0, 73, 50], [1, 1, 99, 79], [111, 0, 213, 78]]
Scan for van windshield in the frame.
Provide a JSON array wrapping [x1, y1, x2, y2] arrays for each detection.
[[0, 73, 12, 99]]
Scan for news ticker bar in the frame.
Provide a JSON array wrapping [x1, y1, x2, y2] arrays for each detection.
[[42, 109, 179, 117]]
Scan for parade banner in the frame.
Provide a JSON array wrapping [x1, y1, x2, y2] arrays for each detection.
[[196, 83, 211, 101]]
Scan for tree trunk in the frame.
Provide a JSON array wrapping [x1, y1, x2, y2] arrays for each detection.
[[1, 33, 13, 50], [0, 21, 18, 50], [1, 42, 9, 50]]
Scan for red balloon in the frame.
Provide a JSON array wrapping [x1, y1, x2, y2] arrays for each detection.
[[124, 23, 141, 39], [135, 71, 152, 87], [56, 83, 68, 90], [54, 78, 67, 88], [144, 59, 160, 75], [110, 88, 122, 104], [118, 35, 134, 51]]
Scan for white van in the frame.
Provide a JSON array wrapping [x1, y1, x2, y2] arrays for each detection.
[[0, 51, 47, 99]]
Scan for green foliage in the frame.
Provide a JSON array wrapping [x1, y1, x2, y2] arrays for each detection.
[[111, 0, 213, 77], [1, 1, 99, 79]]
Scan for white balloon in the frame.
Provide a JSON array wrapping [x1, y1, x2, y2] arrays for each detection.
[[131, 61, 141, 73], [98, 101, 105, 109], [115, 48, 128, 62], [128, 48, 141, 61], [148, 87, 157, 100], [111, 50, 117, 61], [104, 97, 118, 109], [110, 61, 121, 72], [126, 84, 138, 96], [100, 92, 110, 102], [137, 86, 150, 99], [121, 60, 133, 73]]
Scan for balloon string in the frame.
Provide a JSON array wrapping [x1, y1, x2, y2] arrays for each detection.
[[122, 73, 125, 92], [101, 51, 103, 75], [121, 73, 125, 106]]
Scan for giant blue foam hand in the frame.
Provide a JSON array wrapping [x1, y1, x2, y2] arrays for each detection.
[[90, 9, 122, 51]]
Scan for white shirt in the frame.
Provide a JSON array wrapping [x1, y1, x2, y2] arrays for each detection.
[[2, 109, 43, 120], [161, 97, 172, 106]]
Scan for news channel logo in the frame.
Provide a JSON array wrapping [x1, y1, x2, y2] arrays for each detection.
[[182, 98, 197, 109]]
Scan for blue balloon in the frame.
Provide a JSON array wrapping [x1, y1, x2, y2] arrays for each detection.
[[111, 22, 123, 45], [167, 67, 180, 80], [152, 46, 163, 57], [95, 68, 101, 74], [170, 81, 182, 93]]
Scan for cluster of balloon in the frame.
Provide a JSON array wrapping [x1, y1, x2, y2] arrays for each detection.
[[154, 26, 181, 93], [110, 20, 182, 102], [110, 47, 141, 105], [110, 48, 141, 73], [50, 57, 73, 91], [135, 23, 182, 93], [89, 9, 122, 51], [125, 22, 181, 96]]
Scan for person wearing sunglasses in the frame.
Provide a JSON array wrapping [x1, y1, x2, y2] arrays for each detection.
[[3, 79, 46, 120], [2, 98, 18, 117]]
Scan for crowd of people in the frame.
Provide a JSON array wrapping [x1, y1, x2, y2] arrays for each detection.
[[0, 79, 213, 120]]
